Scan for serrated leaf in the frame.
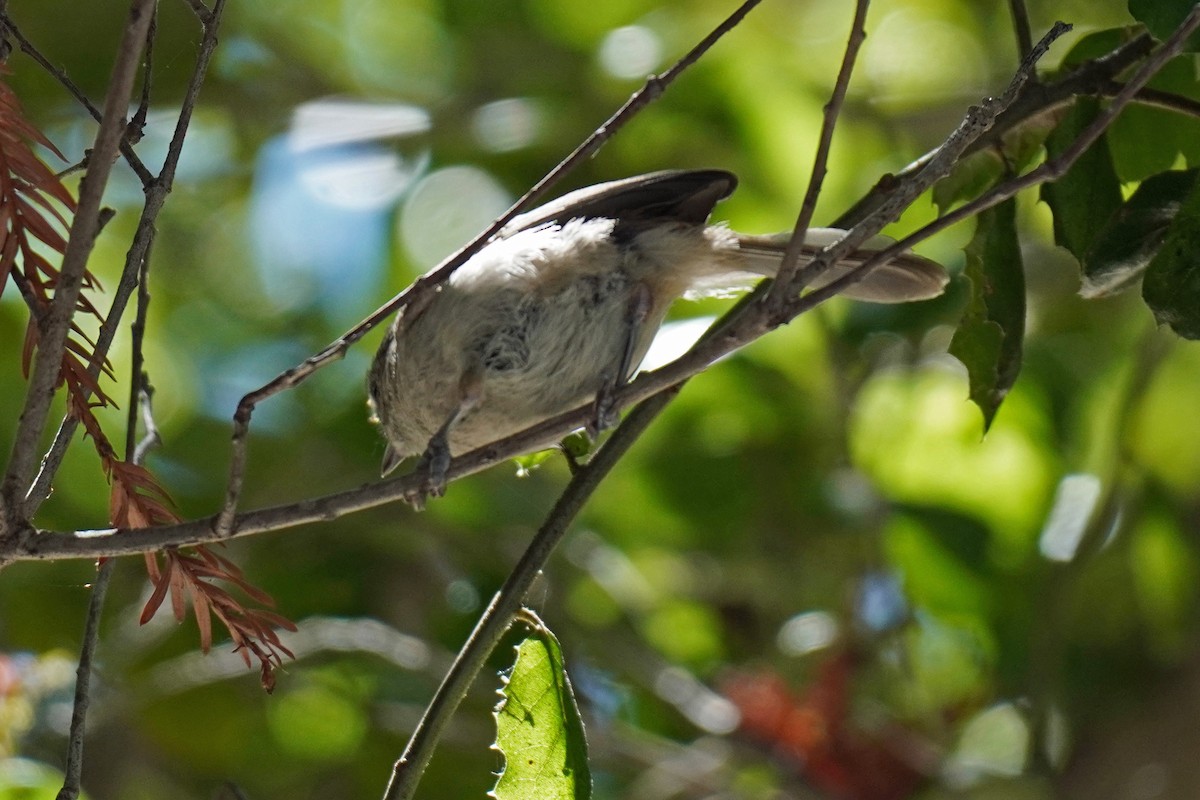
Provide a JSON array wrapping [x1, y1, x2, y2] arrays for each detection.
[[1040, 98, 1123, 263], [949, 200, 1025, 431], [1129, 0, 1200, 52], [1142, 169, 1200, 338], [1082, 169, 1199, 297], [491, 620, 591, 800]]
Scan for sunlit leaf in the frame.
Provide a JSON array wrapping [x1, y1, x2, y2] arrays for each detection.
[[492, 618, 591, 800], [948, 200, 1025, 431], [1142, 169, 1200, 338]]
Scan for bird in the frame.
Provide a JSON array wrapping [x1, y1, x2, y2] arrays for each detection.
[[368, 169, 947, 499]]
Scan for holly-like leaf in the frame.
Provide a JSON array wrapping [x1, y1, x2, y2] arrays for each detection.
[[1142, 169, 1200, 338], [1082, 169, 1198, 297], [492, 616, 591, 800], [1040, 98, 1123, 264], [949, 200, 1025, 432]]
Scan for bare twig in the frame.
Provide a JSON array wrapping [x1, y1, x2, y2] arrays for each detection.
[[770, 0, 871, 304], [127, 3, 155, 142], [1009, 0, 1034, 60], [382, 389, 678, 800], [214, 0, 765, 535], [1, 0, 156, 525], [23, 0, 228, 518]]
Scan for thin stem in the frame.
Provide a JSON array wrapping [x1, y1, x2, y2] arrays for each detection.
[[1009, 0, 1034, 60], [769, 0, 870, 303], [54, 559, 114, 800], [382, 389, 676, 800], [214, 0, 765, 535]]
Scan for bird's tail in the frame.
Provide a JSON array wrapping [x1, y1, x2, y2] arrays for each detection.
[[708, 229, 948, 304]]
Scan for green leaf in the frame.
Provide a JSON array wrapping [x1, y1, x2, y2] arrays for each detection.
[[1040, 98, 1123, 263], [1142, 170, 1200, 338], [1083, 169, 1199, 297], [492, 617, 591, 800], [949, 200, 1026, 431], [1128, 0, 1200, 52], [933, 150, 1005, 214], [1108, 58, 1200, 181]]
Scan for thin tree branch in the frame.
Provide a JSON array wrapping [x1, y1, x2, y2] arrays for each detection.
[[0, 10, 153, 186], [55, 558, 114, 800], [1, 0, 156, 526], [214, 0, 765, 535], [23, 0, 228, 518], [381, 388, 678, 800], [768, 0, 870, 304]]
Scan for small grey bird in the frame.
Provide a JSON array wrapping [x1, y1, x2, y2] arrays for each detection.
[[369, 169, 946, 495]]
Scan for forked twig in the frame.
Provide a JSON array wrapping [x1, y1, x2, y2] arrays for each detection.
[[214, 0, 765, 535]]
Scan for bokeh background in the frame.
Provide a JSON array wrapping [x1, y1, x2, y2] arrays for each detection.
[[3, 0, 1199, 798]]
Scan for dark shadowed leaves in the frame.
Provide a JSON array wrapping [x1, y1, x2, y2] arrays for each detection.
[[1040, 98, 1123, 264], [1128, 0, 1200, 52], [949, 200, 1025, 432], [1142, 171, 1200, 338], [1083, 169, 1199, 298]]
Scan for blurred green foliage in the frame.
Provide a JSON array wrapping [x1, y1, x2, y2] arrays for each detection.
[[2, 0, 1199, 798]]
